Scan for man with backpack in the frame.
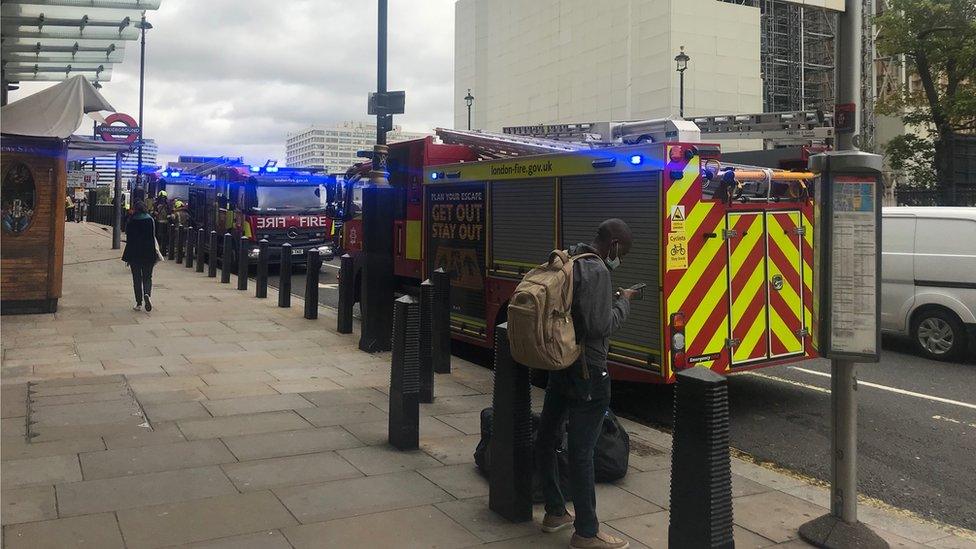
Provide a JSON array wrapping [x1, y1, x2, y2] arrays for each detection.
[[517, 218, 636, 549]]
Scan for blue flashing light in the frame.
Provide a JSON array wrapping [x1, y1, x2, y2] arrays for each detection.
[[430, 172, 439, 180], [162, 171, 170, 177], [171, 171, 181, 177], [266, 166, 279, 173], [250, 166, 261, 173], [629, 154, 643, 166]]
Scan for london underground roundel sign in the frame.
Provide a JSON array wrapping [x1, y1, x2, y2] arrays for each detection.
[[97, 113, 140, 144]]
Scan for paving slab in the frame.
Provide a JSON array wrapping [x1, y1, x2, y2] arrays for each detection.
[[267, 365, 349, 381], [858, 503, 957, 544], [283, 504, 481, 549], [298, 386, 387, 407], [343, 415, 464, 446], [202, 393, 313, 416], [338, 444, 444, 475], [56, 465, 237, 516], [220, 426, 362, 461], [435, 496, 541, 542], [1, 485, 58, 525], [1, 454, 82, 488], [434, 411, 482, 435], [177, 530, 293, 549], [28, 382, 124, 398], [30, 399, 143, 428], [221, 451, 362, 491], [116, 491, 298, 549], [607, 509, 777, 549], [419, 463, 490, 500], [201, 371, 276, 386], [197, 383, 277, 400], [177, 410, 311, 440], [134, 387, 206, 404], [274, 470, 453, 524], [296, 401, 388, 427], [102, 422, 186, 449], [732, 490, 826, 543], [29, 421, 151, 443], [2, 512, 125, 549], [30, 389, 130, 408], [79, 439, 236, 479], [421, 433, 482, 465], [420, 393, 493, 416], [144, 400, 212, 422], [1, 436, 104, 461]]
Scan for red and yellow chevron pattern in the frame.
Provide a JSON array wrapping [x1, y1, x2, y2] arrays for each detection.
[[728, 212, 769, 364]]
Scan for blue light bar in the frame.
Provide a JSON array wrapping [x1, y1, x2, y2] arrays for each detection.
[[250, 166, 261, 173], [629, 155, 643, 166], [171, 171, 181, 177], [266, 166, 279, 173]]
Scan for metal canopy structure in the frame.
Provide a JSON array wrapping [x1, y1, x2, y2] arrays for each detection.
[[1, 0, 160, 102]]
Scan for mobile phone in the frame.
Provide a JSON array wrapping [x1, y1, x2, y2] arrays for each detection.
[[624, 282, 646, 300]]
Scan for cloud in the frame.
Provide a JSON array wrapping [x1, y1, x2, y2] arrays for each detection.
[[10, 0, 457, 167]]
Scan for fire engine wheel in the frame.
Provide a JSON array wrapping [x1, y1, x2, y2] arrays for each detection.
[[911, 308, 967, 362]]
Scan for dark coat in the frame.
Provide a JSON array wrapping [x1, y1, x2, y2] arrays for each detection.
[[122, 213, 159, 265]]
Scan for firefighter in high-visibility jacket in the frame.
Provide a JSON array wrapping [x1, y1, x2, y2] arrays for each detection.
[[172, 199, 190, 228]]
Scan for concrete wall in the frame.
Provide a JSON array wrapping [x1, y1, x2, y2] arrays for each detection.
[[454, 0, 763, 150]]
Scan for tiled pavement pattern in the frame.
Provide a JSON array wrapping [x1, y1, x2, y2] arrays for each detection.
[[2, 223, 974, 548]]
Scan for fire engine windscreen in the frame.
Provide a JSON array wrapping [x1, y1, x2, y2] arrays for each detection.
[[165, 184, 190, 201], [254, 186, 324, 212]]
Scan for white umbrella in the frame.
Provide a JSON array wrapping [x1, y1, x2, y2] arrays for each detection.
[[1, 75, 116, 139]]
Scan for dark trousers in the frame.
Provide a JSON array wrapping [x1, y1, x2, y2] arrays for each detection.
[[156, 223, 169, 254], [535, 379, 610, 538], [130, 263, 155, 304]]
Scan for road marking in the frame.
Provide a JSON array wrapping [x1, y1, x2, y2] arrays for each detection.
[[320, 263, 340, 270], [318, 283, 339, 289], [932, 415, 976, 429], [790, 366, 976, 411], [740, 371, 831, 394]]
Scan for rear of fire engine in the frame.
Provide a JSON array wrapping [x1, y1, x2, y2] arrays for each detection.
[[193, 166, 336, 265], [422, 142, 816, 384]]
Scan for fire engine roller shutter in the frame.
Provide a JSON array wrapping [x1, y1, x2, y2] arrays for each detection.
[[560, 172, 661, 364], [490, 178, 556, 277]]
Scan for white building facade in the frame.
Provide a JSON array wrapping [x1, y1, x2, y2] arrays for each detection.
[[91, 139, 158, 188], [454, 0, 763, 150], [286, 122, 430, 173]]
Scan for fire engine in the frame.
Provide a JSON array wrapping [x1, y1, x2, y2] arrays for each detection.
[[340, 113, 823, 383], [188, 165, 338, 266]]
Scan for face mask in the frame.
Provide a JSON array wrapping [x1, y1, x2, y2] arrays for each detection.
[[605, 242, 621, 271]]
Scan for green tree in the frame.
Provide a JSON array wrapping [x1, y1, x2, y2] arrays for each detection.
[[877, 0, 976, 203]]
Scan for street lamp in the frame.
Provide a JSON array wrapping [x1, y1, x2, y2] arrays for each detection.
[[464, 89, 474, 130], [134, 14, 153, 192], [674, 46, 690, 118]]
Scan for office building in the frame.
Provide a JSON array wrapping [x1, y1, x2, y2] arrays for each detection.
[[285, 121, 430, 172], [91, 139, 158, 188]]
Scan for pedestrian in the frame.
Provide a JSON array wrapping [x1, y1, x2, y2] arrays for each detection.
[[121, 200, 160, 312], [535, 218, 638, 549], [65, 195, 75, 222], [76, 197, 87, 223]]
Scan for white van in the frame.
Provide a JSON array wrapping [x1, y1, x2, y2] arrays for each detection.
[[882, 207, 976, 361]]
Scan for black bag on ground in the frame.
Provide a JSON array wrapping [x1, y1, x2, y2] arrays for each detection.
[[593, 410, 630, 482]]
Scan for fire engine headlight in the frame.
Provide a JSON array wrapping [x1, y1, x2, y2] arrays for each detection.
[[317, 245, 334, 257], [247, 248, 260, 258], [671, 333, 686, 351]]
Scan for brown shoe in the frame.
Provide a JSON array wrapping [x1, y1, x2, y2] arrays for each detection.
[[569, 531, 630, 549], [541, 511, 575, 533]]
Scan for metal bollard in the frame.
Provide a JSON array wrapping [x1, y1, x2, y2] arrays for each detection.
[[185, 228, 195, 268], [196, 229, 205, 272], [419, 279, 435, 403], [304, 249, 321, 319], [255, 239, 269, 298], [431, 267, 452, 374], [668, 368, 734, 549], [389, 295, 420, 450], [175, 226, 186, 263], [220, 233, 233, 283], [278, 243, 292, 307], [488, 322, 533, 522], [207, 230, 218, 278], [237, 236, 249, 290], [167, 224, 176, 260], [336, 254, 355, 334]]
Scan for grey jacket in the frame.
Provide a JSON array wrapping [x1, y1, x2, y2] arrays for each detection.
[[548, 243, 631, 401]]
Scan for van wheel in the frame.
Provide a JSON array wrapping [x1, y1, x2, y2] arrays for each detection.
[[912, 308, 967, 361]]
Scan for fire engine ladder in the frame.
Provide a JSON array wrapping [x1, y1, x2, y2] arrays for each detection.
[[434, 127, 596, 160], [183, 156, 240, 177], [502, 109, 834, 145]]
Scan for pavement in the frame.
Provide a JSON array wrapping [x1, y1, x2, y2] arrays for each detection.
[[1, 222, 974, 549]]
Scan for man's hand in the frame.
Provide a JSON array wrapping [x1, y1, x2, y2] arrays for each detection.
[[617, 288, 639, 300]]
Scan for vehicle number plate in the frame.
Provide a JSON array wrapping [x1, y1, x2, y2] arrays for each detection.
[[292, 248, 303, 255]]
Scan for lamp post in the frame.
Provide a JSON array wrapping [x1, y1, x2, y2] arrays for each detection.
[[674, 46, 690, 119], [464, 89, 474, 130], [135, 14, 152, 192]]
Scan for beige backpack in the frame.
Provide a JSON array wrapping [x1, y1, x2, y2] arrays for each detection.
[[507, 250, 599, 370]]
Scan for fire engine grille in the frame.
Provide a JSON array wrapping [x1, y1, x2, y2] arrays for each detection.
[[560, 172, 662, 367], [490, 178, 556, 277]]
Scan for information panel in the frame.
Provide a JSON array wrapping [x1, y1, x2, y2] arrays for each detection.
[[828, 176, 878, 355], [426, 183, 487, 326]]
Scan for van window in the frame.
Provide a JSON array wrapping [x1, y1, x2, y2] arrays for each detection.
[[915, 218, 976, 255], [882, 216, 915, 254]]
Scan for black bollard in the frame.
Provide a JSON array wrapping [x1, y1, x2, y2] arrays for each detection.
[[175, 226, 186, 263], [185, 228, 195, 269], [255, 239, 269, 298], [237, 236, 249, 290], [431, 267, 452, 374], [220, 233, 233, 283], [304, 249, 321, 319], [196, 229, 205, 272], [419, 279, 435, 403], [207, 230, 218, 278], [278, 243, 292, 307], [488, 323, 533, 522], [167, 224, 176, 260], [668, 368, 735, 549], [336, 254, 355, 334], [389, 295, 420, 450]]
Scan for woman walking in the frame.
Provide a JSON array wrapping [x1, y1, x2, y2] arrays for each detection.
[[122, 201, 160, 311]]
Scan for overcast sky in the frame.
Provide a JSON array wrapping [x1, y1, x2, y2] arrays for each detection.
[[11, 0, 457, 166]]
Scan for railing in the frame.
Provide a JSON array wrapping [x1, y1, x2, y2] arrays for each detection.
[[90, 204, 115, 226], [894, 187, 976, 207]]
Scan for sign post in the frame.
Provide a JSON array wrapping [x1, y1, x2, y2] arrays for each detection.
[[799, 150, 887, 549]]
